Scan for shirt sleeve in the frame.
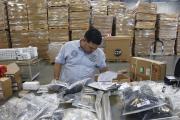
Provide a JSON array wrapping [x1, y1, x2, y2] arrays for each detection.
[[97, 49, 107, 69], [55, 44, 67, 64]]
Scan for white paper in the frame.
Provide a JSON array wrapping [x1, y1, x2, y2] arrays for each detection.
[[98, 71, 118, 82]]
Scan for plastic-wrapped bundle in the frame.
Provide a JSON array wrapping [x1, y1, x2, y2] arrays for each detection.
[[38, 109, 64, 120], [0, 93, 59, 120], [142, 105, 173, 120], [95, 91, 104, 120], [48, 78, 91, 94], [102, 92, 112, 120], [62, 108, 98, 120], [72, 87, 96, 112], [122, 85, 166, 115]]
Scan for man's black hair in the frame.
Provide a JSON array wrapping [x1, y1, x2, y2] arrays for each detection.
[[84, 27, 102, 45]]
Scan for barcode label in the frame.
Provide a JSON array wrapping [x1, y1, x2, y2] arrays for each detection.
[[137, 100, 150, 108]]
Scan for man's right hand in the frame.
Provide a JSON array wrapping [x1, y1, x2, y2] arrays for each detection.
[[51, 79, 57, 84]]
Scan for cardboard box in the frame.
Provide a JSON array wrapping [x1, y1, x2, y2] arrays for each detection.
[[113, 74, 130, 83], [130, 57, 166, 81], [71, 29, 87, 40], [136, 21, 155, 29], [136, 13, 157, 21], [5, 63, 22, 91], [159, 14, 178, 22], [47, 42, 64, 63], [135, 30, 155, 38], [104, 36, 132, 62], [0, 77, 12, 100], [137, 3, 157, 14]]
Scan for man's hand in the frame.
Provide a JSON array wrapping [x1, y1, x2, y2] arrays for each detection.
[[51, 79, 57, 84], [54, 63, 62, 82]]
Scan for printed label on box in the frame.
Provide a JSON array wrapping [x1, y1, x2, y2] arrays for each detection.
[[146, 68, 151, 76]]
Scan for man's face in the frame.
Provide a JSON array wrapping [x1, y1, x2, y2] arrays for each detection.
[[81, 39, 99, 54]]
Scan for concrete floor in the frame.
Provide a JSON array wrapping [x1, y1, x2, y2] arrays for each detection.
[[33, 56, 180, 85]]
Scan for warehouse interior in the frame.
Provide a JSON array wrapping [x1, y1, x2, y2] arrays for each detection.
[[0, 0, 180, 120]]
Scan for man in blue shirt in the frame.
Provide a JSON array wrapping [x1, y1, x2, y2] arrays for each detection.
[[54, 28, 108, 84]]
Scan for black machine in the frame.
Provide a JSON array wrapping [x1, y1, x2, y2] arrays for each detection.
[[164, 58, 180, 86]]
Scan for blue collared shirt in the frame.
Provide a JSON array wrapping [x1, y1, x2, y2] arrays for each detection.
[[55, 40, 106, 84]]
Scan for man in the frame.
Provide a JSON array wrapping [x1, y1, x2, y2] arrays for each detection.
[[54, 28, 108, 84]]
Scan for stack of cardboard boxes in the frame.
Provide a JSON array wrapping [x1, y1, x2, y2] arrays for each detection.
[[116, 12, 135, 37], [47, 42, 64, 63], [134, 3, 157, 56], [177, 16, 180, 55], [130, 57, 166, 81], [27, 0, 49, 59], [69, 0, 90, 40], [8, 1, 29, 48], [157, 14, 178, 55], [48, 0, 69, 42], [107, 1, 135, 37], [90, 0, 112, 37], [0, 2, 9, 49], [0, 63, 22, 100], [107, 1, 126, 16], [27, 0, 48, 30], [90, 0, 108, 16], [92, 15, 113, 37]]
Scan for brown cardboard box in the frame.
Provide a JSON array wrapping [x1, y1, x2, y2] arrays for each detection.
[[159, 14, 178, 22], [113, 74, 130, 83], [137, 3, 157, 14], [136, 13, 157, 21], [47, 42, 64, 63], [130, 57, 166, 81], [0, 77, 12, 100], [5, 63, 22, 91], [104, 36, 132, 62], [135, 21, 156, 29], [135, 30, 155, 38]]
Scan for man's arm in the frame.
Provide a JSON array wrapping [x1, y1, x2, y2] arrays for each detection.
[[99, 67, 108, 73], [54, 63, 62, 80]]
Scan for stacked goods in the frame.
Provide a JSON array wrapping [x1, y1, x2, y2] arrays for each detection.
[[0, 31, 8, 48], [48, 0, 69, 42], [135, 30, 155, 56], [69, 0, 90, 40], [107, 1, 135, 37], [92, 15, 113, 37], [136, 2, 157, 14], [10, 30, 30, 48], [157, 14, 178, 55], [0, 2, 9, 48], [90, 0, 108, 16], [107, 1, 126, 16], [7, 1, 29, 48], [116, 12, 135, 37], [28, 30, 49, 59], [134, 3, 157, 56], [27, 0, 47, 30], [0, 2, 6, 31], [27, 0, 49, 59], [48, 0, 69, 7], [47, 42, 64, 63], [177, 16, 180, 55]]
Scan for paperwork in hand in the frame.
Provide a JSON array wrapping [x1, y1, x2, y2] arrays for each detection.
[[97, 71, 118, 82], [88, 71, 118, 91]]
